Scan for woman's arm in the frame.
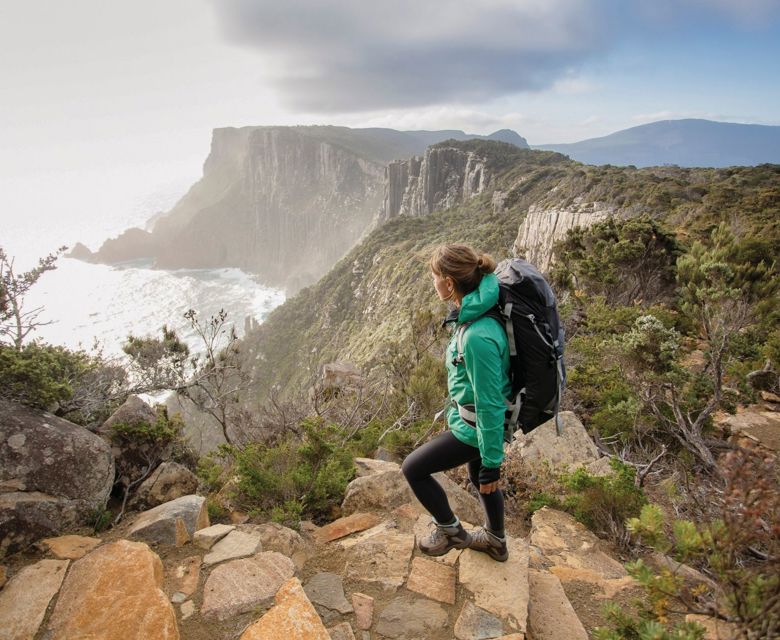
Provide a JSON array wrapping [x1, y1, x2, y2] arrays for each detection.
[[462, 327, 506, 472]]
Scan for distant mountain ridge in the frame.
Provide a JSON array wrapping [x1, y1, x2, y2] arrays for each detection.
[[536, 119, 780, 168]]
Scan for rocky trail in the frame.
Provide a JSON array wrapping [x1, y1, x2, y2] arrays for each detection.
[[0, 453, 739, 640]]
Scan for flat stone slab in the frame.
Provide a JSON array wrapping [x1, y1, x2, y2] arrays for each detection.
[[201, 551, 295, 620], [128, 494, 209, 547], [46, 540, 178, 640], [304, 572, 353, 614], [527, 569, 588, 640], [315, 512, 382, 544], [328, 622, 357, 640], [340, 521, 415, 589], [530, 507, 632, 598], [716, 406, 780, 451], [406, 556, 456, 604], [352, 592, 374, 630], [458, 537, 530, 633], [454, 600, 504, 640], [239, 577, 331, 640], [193, 523, 234, 550], [203, 529, 262, 565], [170, 555, 201, 596], [0, 559, 69, 640], [375, 595, 449, 639], [41, 534, 103, 559]]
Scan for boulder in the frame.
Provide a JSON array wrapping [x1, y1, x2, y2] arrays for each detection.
[[507, 411, 600, 474], [0, 399, 114, 556], [98, 395, 173, 490], [353, 457, 399, 477], [46, 540, 179, 640], [128, 495, 209, 546], [130, 461, 199, 509], [341, 465, 483, 525], [0, 559, 69, 640]]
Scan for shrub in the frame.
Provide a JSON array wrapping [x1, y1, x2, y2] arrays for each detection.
[[231, 417, 356, 524], [614, 444, 780, 639], [559, 460, 647, 545], [0, 341, 91, 410]]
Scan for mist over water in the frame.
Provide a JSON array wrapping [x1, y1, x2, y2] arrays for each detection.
[[2, 172, 286, 358]]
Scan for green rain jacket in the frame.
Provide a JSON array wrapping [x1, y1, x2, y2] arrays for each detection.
[[445, 272, 512, 469]]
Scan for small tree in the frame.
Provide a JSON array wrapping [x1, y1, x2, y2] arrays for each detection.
[[0, 246, 67, 350], [123, 308, 249, 446]]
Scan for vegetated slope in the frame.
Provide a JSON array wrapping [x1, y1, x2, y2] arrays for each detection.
[[240, 140, 780, 404], [537, 119, 780, 168]]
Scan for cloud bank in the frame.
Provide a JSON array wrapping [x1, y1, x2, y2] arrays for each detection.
[[211, 0, 780, 113]]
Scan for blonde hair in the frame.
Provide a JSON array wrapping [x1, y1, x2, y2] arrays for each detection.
[[429, 244, 497, 297]]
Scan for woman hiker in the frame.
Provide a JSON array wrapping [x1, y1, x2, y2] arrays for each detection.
[[401, 243, 512, 562]]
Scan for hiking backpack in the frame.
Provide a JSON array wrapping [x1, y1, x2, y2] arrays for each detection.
[[446, 257, 566, 442]]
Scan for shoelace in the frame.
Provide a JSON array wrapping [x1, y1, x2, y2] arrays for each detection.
[[471, 527, 501, 546]]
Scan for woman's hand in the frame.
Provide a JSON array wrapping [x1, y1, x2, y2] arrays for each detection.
[[478, 465, 500, 493], [479, 480, 500, 494]]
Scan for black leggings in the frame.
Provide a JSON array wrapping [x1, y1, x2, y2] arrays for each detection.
[[401, 430, 504, 533]]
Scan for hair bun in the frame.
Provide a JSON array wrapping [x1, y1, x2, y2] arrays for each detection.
[[477, 253, 497, 274]]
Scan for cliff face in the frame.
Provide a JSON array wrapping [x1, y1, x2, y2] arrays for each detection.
[[145, 128, 387, 293], [380, 146, 491, 221], [513, 198, 615, 272], [80, 127, 527, 294]]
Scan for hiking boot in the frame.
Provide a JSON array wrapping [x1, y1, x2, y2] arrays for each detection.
[[467, 526, 509, 562], [418, 518, 471, 556]]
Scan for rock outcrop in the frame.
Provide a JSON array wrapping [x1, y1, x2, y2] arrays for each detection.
[[513, 198, 615, 272], [380, 145, 491, 222], [0, 399, 114, 557]]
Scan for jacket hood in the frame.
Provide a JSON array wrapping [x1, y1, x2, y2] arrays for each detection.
[[458, 272, 499, 323]]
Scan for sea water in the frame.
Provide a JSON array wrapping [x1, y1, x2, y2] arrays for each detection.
[[1, 175, 286, 359]]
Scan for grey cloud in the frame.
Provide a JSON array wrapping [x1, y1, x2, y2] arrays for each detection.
[[211, 0, 780, 113], [211, 0, 610, 111]]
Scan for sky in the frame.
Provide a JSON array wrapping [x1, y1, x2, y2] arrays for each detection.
[[1, 0, 779, 258]]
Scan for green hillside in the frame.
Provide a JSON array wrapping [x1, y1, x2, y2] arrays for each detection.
[[241, 141, 780, 406]]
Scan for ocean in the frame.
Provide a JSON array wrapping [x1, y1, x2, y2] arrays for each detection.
[[1, 174, 286, 360]]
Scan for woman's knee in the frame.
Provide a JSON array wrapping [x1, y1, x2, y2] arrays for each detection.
[[400, 454, 418, 481]]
